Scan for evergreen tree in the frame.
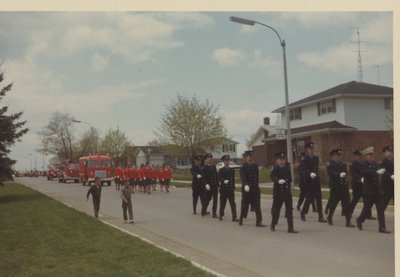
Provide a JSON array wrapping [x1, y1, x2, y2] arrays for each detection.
[[0, 69, 28, 184]]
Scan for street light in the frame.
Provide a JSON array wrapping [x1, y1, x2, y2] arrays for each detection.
[[229, 16, 294, 183], [72, 119, 97, 155]]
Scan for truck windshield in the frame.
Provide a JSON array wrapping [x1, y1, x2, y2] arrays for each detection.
[[87, 160, 112, 168]]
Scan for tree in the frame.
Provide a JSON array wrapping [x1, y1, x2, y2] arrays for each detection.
[[38, 112, 76, 162], [77, 128, 101, 157], [0, 68, 28, 184], [99, 127, 133, 166], [156, 94, 227, 159]]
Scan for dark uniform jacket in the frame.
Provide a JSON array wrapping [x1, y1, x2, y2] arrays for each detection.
[[270, 163, 292, 197], [327, 160, 349, 196], [300, 154, 320, 187], [360, 161, 382, 196], [380, 157, 394, 191], [191, 164, 204, 192], [350, 159, 364, 187], [218, 166, 235, 193], [240, 162, 260, 194], [203, 164, 219, 192], [87, 184, 102, 199]]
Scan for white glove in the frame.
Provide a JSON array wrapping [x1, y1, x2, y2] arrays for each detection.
[[361, 177, 364, 183], [376, 168, 386, 175], [278, 179, 286, 185], [197, 174, 202, 179], [205, 184, 210, 191], [224, 180, 229, 184], [244, 185, 250, 192], [391, 175, 394, 180], [340, 172, 346, 178], [310, 172, 317, 179]]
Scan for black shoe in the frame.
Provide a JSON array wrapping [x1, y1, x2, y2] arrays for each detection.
[[193, 211, 197, 215], [379, 228, 391, 234], [366, 216, 376, 220], [219, 216, 223, 221], [270, 224, 275, 232], [346, 223, 355, 228], [327, 217, 333, 225], [232, 218, 238, 222], [288, 229, 298, 233], [213, 214, 218, 219], [319, 218, 327, 223], [238, 219, 243, 226], [300, 214, 306, 221], [356, 218, 362, 230], [256, 223, 266, 227]]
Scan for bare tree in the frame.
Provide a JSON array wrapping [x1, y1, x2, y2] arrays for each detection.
[[99, 127, 133, 166], [156, 94, 227, 159], [38, 112, 76, 161], [77, 128, 100, 157]]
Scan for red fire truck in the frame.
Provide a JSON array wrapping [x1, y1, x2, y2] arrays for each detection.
[[79, 155, 113, 186], [47, 166, 59, 181], [59, 162, 80, 183]]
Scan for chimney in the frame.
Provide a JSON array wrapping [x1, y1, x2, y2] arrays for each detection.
[[263, 117, 270, 125]]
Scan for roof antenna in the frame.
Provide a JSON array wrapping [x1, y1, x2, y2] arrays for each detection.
[[351, 27, 365, 83]]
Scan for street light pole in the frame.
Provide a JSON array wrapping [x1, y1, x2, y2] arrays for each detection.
[[229, 16, 294, 184], [72, 119, 97, 155]]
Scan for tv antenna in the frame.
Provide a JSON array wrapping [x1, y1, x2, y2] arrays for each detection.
[[350, 27, 366, 83]]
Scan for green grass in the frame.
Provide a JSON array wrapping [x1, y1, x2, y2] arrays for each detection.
[[0, 182, 214, 277]]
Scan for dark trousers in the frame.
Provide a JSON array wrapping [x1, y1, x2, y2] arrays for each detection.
[[192, 188, 204, 213], [382, 185, 394, 211], [301, 186, 324, 219], [122, 200, 133, 221], [240, 192, 262, 223], [358, 193, 386, 230], [271, 195, 294, 230], [298, 187, 317, 212], [219, 190, 237, 220], [92, 198, 100, 218], [203, 189, 218, 216], [349, 184, 372, 218], [327, 191, 351, 224]]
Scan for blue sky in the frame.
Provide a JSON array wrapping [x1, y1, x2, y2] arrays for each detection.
[[0, 11, 393, 170]]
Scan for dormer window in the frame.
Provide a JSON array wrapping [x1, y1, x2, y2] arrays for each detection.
[[318, 99, 336, 115]]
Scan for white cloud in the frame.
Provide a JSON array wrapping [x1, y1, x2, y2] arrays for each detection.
[[212, 48, 243, 66], [91, 53, 108, 72]]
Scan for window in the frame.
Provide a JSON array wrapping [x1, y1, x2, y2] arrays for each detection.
[[177, 156, 189, 166], [318, 99, 336, 115], [229, 144, 236, 152], [290, 107, 302, 121], [384, 98, 393, 110]]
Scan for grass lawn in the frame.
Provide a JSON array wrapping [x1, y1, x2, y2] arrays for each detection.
[[0, 182, 214, 277]]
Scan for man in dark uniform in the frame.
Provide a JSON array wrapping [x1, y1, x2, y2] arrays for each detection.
[[356, 147, 390, 233], [379, 145, 394, 211], [326, 149, 355, 227], [270, 152, 298, 233], [218, 155, 238, 222], [191, 155, 205, 215], [86, 176, 102, 218], [297, 152, 317, 213], [202, 153, 219, 218], [238, 150, 266, 227], [349, 150, 372, 218], [300, 142, 327, 222]]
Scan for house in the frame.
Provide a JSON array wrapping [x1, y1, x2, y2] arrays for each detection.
[[133, 146, 166, 167], [168, 138, 240, 169], [248, 81, 393, 169]]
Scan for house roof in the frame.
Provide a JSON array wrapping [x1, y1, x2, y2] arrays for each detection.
[[272, 81, 393, 113], [263, 121, 356, 142], [134, 146, 164, 155]]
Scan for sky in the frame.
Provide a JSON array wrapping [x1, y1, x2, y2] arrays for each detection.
[[0, 11, 394, 171]]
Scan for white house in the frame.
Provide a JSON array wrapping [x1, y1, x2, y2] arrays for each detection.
[[248, 81, 393, 166]]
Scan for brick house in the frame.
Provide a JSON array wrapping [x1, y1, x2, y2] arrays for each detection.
[[248, 81, 393, 182]]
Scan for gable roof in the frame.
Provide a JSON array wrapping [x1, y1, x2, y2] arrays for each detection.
[[272, 81, 393, 113], [135, 146, 164, 155]]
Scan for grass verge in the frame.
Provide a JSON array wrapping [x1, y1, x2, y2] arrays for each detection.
[[0, 182, 214, 277]]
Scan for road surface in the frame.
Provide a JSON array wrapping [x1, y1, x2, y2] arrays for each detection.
[[16, 177, 394, 277]]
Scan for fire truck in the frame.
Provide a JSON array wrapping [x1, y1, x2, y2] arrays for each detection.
[[79, 155, 113, 186], [59, 162, 80, 183], [47, 166, 59, 181]]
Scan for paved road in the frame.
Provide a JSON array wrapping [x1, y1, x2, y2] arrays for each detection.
[[17, 177, 394, 277]]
